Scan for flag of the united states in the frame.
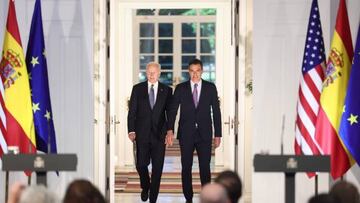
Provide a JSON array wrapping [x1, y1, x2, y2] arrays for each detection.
[[295, 0, 325, 156]]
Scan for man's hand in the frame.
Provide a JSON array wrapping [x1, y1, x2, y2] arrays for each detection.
[[128, 132, 136, 142], [165, 130, 174, 147], [7, 182, 25, 203], [214, 137, 221, 148]]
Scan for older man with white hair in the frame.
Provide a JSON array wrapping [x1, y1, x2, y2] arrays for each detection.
[[127, 62, 173, 203]]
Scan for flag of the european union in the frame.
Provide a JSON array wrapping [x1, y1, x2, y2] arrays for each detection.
[[339, 24, 360, 164], [26, 0, 57, 154]]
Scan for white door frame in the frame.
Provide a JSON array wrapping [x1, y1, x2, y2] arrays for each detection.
[[109, 0, 235, 202]]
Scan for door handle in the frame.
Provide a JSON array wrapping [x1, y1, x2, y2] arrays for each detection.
[[224, 116, 233, 135], [111, 115, 120, 135]]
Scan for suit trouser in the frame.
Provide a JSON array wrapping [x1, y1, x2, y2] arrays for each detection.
[[180, 130, 212, 201], [136, 133, 165, 203]]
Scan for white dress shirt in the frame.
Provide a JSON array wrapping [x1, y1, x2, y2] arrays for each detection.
[[148, 81, 159, 102]]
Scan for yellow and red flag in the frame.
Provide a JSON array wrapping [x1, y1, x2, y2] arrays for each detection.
[[0, 0, 36, 156], [315, 0, 354, 179]]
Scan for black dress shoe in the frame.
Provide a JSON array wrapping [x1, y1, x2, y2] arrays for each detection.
[[141, 189, 149, 201]]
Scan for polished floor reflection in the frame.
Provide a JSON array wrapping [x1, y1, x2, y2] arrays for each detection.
[[116, 140, 220, 201], [115, 193, 200, 203], [116, 156, 219, 193]]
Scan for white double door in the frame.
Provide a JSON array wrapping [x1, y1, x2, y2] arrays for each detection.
[[108, 0, 236, 202]]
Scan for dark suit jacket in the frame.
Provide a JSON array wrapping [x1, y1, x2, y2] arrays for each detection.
[[127, 81, 172, 143], [168, 80, 222, 142]]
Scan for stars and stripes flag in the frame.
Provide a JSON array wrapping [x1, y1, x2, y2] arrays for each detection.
[[339, 24, 360, 166], [315, 0, 354, 179], [0, 0, 36, 160], [26, 0, 57, 154], [295, 0, 325, 160]]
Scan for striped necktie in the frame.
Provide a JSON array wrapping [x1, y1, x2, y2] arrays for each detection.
[[193, 83, 198, 108], [149, 84, 155, 109]]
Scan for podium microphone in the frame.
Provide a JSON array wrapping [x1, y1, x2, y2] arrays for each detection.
[[280, 115, 285, 155]]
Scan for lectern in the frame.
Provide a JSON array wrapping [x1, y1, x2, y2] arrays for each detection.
[[2, 154, 77, 185], [253, 154, 330, 203]]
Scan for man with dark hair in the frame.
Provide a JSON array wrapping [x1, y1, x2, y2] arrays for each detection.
[[168, 58, 222, 203], [214, 170, 242, 203]]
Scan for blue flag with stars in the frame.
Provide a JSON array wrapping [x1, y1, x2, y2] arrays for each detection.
[[339, 24, 360, 165], [26, 0, 57, 154]]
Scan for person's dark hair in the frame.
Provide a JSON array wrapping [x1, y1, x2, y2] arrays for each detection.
[[63, 179, 106, 203], [188, 58, 203, 70], [214, 170, 242, 203], [330, 180, 360, 203], [308, 193, 339, 203]]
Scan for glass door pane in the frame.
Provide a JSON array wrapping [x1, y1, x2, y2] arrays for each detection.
[[136, 9, 216, 85]]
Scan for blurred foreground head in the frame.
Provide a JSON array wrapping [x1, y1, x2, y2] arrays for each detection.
[[63, 179, 106, 203], [308, 193, 339, 203], [200, 183, 230, 203], [214, 170, 242, 203], [19, 185, 58, 203], [330, 180, 360, 203]]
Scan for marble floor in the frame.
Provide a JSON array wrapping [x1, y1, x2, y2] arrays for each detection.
[[118, 155, 220, 172], [115, 193, 200, 203], [115, 151, 223, 202]]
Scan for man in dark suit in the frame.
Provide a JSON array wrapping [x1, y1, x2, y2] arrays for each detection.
[[127, 62, 172, 203], [167, 58, 222, 203]]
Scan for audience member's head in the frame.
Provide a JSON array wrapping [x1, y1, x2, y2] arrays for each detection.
[[308, 193, 339, 203], [200, 183, 230, 203], [330, 180, 360, 203], [214, 170, 242, 203], [19, 185, 58, 203], [63, 179, 106, 203]]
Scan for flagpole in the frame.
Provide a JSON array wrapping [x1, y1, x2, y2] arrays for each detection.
[[5, 170, 9, 202], [280, 115, 285, 155], [315, 174, 318, 196], [5, 146, 20, 202], [28, 121, 35, 186], [28, 175, 31, 186], [47, 120, 51, 154]]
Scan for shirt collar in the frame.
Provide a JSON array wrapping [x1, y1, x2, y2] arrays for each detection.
[[148, 81, 159, 88], [190, 79, 202, 87]]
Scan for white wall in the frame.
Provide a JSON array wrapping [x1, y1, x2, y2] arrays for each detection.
[[252, 0, 360, 202], [0, 0, 94, 201]]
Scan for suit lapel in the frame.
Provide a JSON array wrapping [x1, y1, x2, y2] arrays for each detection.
[[197, 80, 205, 108], [186, 81, 197, 109], [142, 82, 152, 110], [152, 83, 165, 111]]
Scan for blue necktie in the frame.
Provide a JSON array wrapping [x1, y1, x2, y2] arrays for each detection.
[[149, 84, 155, 109]]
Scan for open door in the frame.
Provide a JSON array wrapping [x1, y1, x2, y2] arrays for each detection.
[[109, 0, 235, 202]]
